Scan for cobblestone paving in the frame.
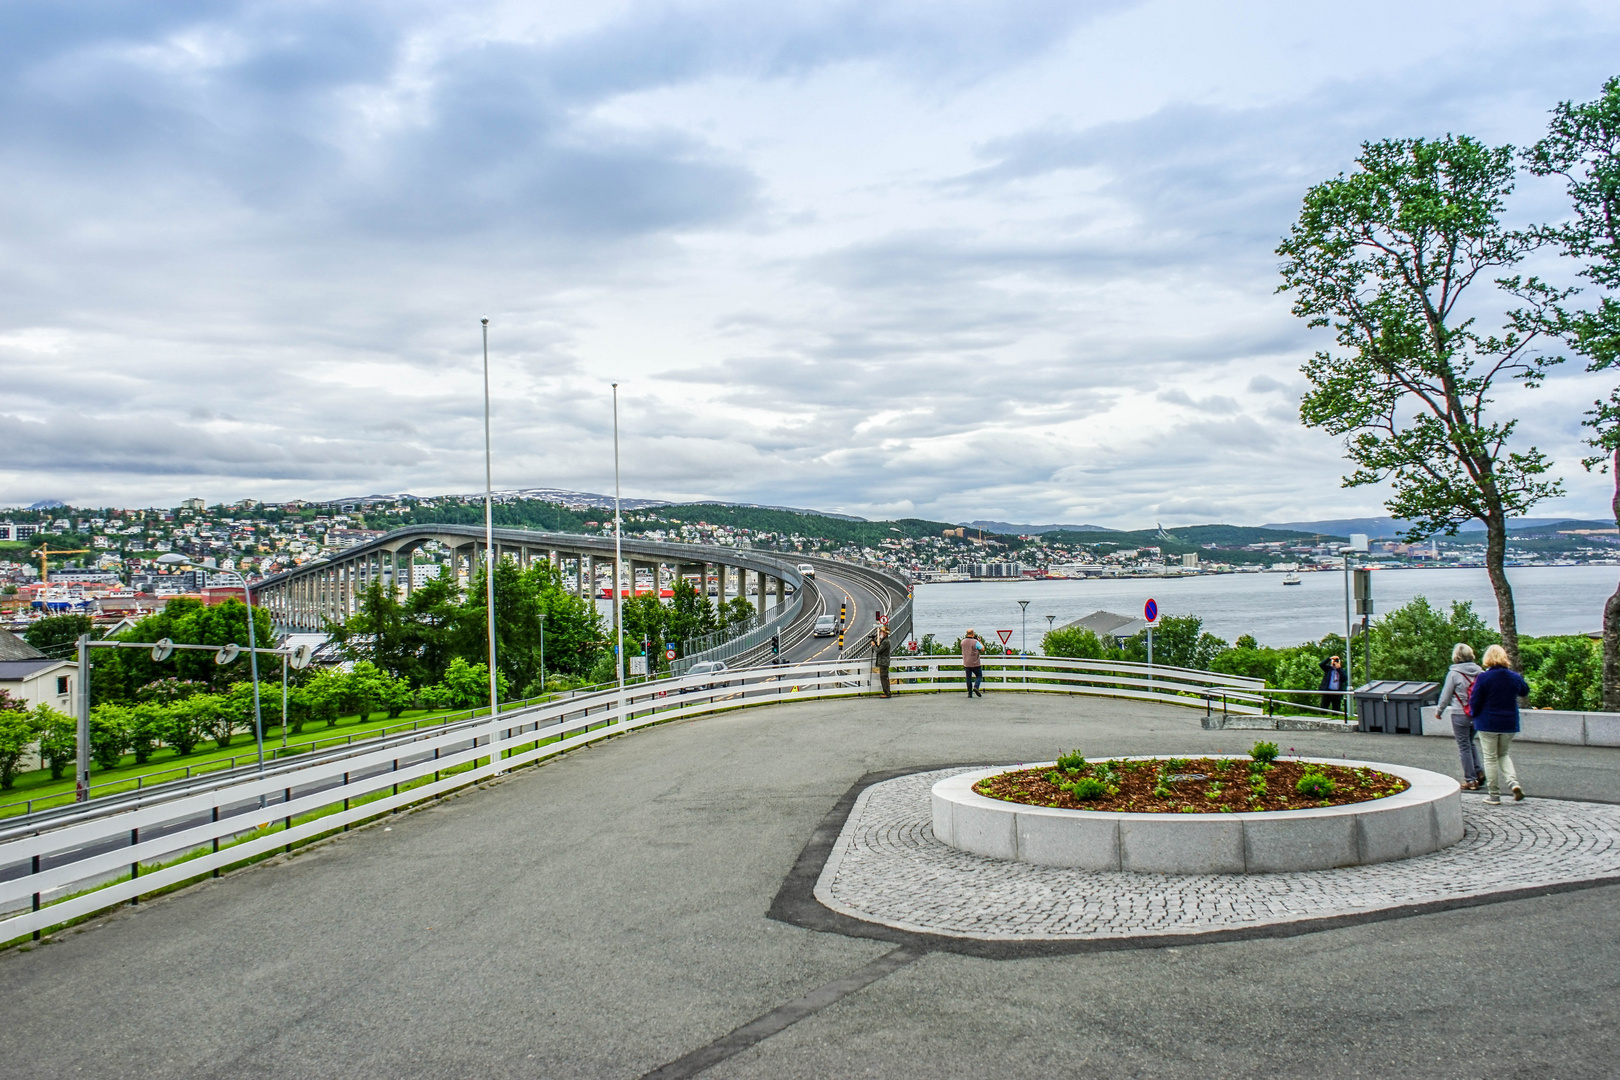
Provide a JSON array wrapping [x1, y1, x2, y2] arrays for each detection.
[[815, 768, 1620, 941]]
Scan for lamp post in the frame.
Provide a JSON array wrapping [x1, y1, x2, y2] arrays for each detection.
[[1017, 599, 1030, 655], [1044, 614, 1055, 654], [612, 382, 625, 690], [538, 612, 546, 695], [481, 318, 498, 720]]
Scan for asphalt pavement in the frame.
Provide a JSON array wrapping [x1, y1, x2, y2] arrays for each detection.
[[2, 691, 1617, 1079]]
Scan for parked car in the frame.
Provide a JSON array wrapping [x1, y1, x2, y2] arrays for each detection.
[[797, 563, 816, 579], [813, 614, 838, 637], [681, 660, 730, 692]]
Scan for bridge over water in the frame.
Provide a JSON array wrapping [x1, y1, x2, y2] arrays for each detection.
[[251, 526, 912, 670]]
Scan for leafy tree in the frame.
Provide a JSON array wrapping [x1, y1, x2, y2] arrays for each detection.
[[1277, 135, 1567, 666], [164, 697, 211, 756], [1520, 636, 1603, 710], [24, 614, 93, 655], [1125, 615, 1228, 671], [1366, 596, 1498, 682], [95, 597, 276, 700], [1042, 627, 1107, 660], [1210, 645, 1287, 684], [128, 704, 167, 764], [0, 694, 33, 789], [33, 704, 77, 780], [1527, 77, 1620, 708], [329, 580, 432, 686], [89, 703, 133, 769], [420, 657, 509, 710]]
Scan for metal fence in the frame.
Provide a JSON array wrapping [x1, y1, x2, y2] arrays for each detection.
[[0, 654, 1262, 943]]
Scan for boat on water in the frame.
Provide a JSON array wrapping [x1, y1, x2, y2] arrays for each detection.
[[1282, 573, 1302, 586]]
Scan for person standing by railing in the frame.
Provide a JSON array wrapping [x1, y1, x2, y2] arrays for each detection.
[[962, 630, 984, 698], [1437, 643, 1486, 790], [871, 627, 892, 698], [1468, 644, 1528, 805], [1318, 655, 1346, 714]]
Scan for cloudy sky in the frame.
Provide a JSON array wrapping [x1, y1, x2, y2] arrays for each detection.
[[2, 0, 1619, 526]]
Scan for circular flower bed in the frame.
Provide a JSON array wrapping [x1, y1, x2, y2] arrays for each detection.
[[973, 747, 1409, 814]]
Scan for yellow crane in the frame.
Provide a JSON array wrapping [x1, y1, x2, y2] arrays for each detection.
[[31, 545, 90, 585]]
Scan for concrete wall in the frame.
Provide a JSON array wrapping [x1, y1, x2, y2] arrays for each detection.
[[1420, 706, 1620, 747]]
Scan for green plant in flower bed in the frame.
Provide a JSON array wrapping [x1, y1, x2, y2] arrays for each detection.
[[1248, 774, 1268, 794], [1066, 776, 1111, 800], [1250, 741, 1280, 764], [1055, 749, 1087, 772], [1295, 768, 1336, 799]]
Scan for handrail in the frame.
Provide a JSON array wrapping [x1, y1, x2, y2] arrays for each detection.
[[0, 653, 1268, 943]]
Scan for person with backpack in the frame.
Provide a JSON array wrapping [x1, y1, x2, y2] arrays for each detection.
[[1468, 644, 1530, 805], [1437, 643, 1486, 790]]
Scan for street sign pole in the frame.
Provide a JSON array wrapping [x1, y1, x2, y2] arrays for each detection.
[[1143, 598, 1159, 684]]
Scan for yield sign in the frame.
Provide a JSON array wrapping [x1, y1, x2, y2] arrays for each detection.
[[996, 629, 1013, 645]]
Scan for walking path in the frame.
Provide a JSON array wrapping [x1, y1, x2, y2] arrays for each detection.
[[2, 692, 1617, 1079]]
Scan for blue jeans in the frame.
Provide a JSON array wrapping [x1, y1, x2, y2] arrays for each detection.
[[1450, 709, 1483, 781], [964, 665, 983, 694]]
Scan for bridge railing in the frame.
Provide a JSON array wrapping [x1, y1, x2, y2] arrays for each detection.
[[0, 654, 1258, 944], [885, 655, 1264, 712], [671, 580, 807, 676]]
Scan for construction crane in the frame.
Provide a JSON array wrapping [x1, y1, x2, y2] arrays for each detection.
[[31, 545, 91, 585]]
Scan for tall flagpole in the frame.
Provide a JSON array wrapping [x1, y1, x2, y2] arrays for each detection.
[[482, 318, 498, 718], [613, 382, 625, 689]]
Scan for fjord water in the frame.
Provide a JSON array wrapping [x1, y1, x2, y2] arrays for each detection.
[[912, 565, 1620, 649]]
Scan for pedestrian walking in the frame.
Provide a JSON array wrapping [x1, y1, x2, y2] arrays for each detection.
[[962, 629, 985, 698], [1318, 654, 1347, 714], [1468, 644, 1530, 805], [1437, 643, 1486, 789], [872, 626, 893, 698]]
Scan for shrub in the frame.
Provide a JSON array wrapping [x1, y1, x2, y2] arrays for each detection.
[[0, 707, 35, 789], [1067, 777, 1109, 800], [1055, 749, 1087, 772], [1521, 636, 1602, 711], [1295, 768, 1336, 799], [33, 704, 77, 780], [89, 704, 133, 770], [1250, 741, 1280, 764], [129, 704, 166, 764], [1043, 627, 1107, 660], [164, 698, 210, 756]]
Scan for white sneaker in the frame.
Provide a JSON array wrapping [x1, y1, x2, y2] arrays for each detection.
[[1484, 796, 1501, 805]]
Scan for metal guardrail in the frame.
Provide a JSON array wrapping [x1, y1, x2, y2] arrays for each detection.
[[0, 653, 1263, 943], [671, 578, 810, 676]]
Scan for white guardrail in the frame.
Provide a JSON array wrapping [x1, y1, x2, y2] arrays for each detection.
[[0, 656, 1259, 942]]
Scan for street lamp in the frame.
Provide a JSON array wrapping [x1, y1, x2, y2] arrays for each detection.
[[1044, 614, 1055, 654], [612, 382, 625, 690], [1017, 599, 1030, 655], [481, 318, 498, 719]]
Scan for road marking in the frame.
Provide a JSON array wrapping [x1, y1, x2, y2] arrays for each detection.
[[808, 579, 858, 661]]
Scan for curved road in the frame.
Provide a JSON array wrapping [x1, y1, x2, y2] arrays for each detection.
[[779, 560, 895, 665]]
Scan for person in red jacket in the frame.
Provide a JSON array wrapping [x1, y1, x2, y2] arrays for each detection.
[[1467, 644, 1529, 805]]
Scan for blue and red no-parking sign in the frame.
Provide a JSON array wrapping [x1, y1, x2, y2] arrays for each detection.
[[1143, 598, 1159, 625]]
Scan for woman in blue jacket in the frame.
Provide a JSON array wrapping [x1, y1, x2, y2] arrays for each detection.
[[1467, 644, 1529, 805]]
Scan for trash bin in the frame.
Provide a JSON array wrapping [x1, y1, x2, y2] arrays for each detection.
[[1353, 680, 1440, 735]]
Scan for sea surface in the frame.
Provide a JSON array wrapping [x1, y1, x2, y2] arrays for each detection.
[[910, 566, 1620, 649]]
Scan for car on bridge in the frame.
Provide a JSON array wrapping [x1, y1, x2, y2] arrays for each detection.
[[797, 563, 815, 579], [813, 614, 838, 637]]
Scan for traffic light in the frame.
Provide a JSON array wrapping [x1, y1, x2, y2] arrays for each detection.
[[771, 633, 780, 656]]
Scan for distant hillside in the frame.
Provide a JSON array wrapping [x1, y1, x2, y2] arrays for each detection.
[[1263, 515, 1608, 538], [622, 504, 962, 544], [961, 519, 1109, 534]]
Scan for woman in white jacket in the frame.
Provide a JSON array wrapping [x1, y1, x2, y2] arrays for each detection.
[[1436, 643, 1486, 790]]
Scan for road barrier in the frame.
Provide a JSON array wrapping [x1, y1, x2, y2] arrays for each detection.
[[0, 655, 1260, 943]]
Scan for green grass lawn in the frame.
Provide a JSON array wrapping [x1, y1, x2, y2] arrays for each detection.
[[0, 703, 500, 815]]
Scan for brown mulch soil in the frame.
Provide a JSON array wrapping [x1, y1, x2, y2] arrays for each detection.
[[974, 757, 1409, 814]]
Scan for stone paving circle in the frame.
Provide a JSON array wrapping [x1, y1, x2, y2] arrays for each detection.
[[814, 767, 1620, 942], [933, 756, 1462, 874]]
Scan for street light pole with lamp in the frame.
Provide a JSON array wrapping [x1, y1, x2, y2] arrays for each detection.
[[481, 318, 499, 723], [1017, 599, 1030, 655], [612, 382, 625, 691]]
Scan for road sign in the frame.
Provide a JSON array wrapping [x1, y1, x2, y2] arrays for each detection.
[[996, 629, 1013, 645], [877, 612, 888, 625], [665, 648, 677, 661], [629, 656, 647, 675], [1143, 598, 1159, 626]]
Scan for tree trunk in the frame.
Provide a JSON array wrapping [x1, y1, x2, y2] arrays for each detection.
[[1606, 449, 1620, 711], [1483, 511, 1520, 669]]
